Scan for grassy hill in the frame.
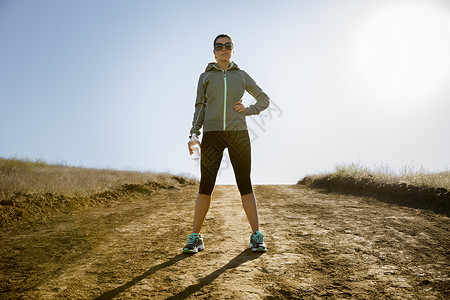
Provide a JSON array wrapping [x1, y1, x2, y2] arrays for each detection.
[[0, 157, 197, 228]]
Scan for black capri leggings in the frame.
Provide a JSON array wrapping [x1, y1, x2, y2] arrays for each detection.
[[199, 130, 253, 196]]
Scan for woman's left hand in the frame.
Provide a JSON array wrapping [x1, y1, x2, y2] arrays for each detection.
[[234, 102, 246, 114]]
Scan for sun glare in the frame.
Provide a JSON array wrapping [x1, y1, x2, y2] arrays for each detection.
[[347, 1, 450, 106]]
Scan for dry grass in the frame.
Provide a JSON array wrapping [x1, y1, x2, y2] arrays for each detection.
[[0, 157, 196, 200], [330, 162, 450, 190]]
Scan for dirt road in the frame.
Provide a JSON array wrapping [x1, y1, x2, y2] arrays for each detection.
[[1, 184, 449, 299]]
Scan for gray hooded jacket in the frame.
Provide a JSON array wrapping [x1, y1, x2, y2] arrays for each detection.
[[189, 61, 270, 138]]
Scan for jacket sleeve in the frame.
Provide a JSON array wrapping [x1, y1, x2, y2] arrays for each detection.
[[189, 74, 207, 138], [242, 71, 270, 116]]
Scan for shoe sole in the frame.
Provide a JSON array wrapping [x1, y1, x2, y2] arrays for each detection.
[[251, 247, 267, 252], [249, 243, 267, 252], [182, 245, 204, 254]]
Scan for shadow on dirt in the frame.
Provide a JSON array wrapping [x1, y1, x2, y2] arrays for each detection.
[[167, 249, 263, 299], [95, 253, 189, 299], [95, 249, 263, 299]]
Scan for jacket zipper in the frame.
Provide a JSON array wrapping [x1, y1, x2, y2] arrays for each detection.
[[223, 71, 227, 131], [213, 62, 233, 131]]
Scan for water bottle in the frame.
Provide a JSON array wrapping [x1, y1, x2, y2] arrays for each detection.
[[190, 134, 200, 160]]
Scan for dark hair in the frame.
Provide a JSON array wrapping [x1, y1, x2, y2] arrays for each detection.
[[213, 34, 232, 47]]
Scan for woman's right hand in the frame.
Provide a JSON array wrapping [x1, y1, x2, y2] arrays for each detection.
[[188, 139, 201, 155]]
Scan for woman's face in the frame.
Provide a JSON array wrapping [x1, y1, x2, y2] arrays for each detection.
[[213, 37, 234, 63]]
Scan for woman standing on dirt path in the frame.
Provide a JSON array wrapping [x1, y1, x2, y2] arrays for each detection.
[[184, 34, 270, 254]]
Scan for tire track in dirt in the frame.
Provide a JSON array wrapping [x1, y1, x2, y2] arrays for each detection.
[[1, 184, 449, 299], [89, 185, 267, 299]]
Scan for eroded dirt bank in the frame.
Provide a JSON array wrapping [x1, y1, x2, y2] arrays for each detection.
[[0, 185, 449, 299], [298, 175, 450, 216]]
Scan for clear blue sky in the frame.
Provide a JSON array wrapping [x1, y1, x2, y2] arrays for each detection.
[[1, 0, 449, 184]]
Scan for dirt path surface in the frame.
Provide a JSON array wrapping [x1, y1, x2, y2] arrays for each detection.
[[1, 184, 449, 299]]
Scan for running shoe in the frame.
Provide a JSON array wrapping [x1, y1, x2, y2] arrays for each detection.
[[182, 233, 204, 254], [249, 231, 267, 252]]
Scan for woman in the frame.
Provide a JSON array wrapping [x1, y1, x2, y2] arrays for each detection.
[[184, 34, 270, 253]]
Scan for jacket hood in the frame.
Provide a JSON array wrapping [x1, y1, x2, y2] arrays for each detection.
[[205, 61, 240, 72]]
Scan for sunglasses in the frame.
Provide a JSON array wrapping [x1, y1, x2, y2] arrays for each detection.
[[214, 42, 234, 51]]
